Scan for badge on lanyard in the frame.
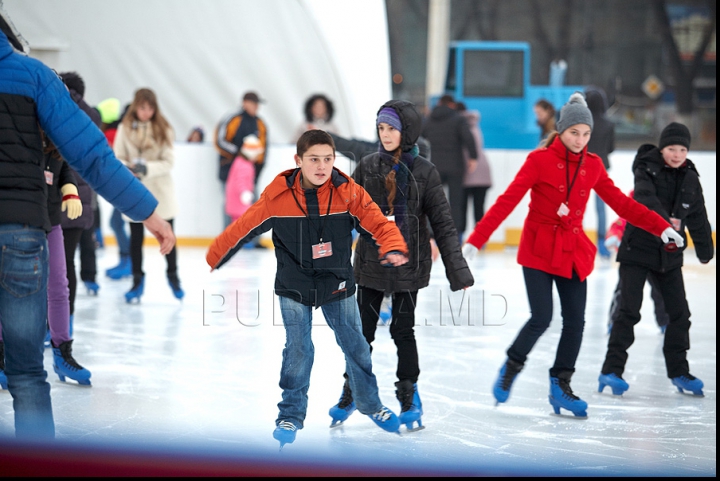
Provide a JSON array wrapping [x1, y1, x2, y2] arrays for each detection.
[[557, 202, 570, 217], [44, 171, 54, 185], [312, 241, 333, 259]]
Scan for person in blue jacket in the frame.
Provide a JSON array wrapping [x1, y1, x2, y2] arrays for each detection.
[[0, 12, 175, 439]]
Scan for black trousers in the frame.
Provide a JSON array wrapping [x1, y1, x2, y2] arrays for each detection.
[[357, 285, 420, 383], [62, 228, 83, 315], [461, 186, 489, 232], [603, 263, 691, 378], [507, 267, 587, 377], [439, 172, 465, 235], [130, 219, 178, 284], [609, 271, 669, 328], [79, 227, 97, 283]]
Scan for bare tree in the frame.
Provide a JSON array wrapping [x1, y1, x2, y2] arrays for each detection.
[[530, 0, 573, 82], [652, 0, 716, 115]]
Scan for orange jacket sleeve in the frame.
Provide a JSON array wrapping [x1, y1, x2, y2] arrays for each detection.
[[206, 192, 271, 269]]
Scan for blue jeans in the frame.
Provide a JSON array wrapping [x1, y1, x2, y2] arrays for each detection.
[[110, 207, 130, 256], [0, 224, 54, 438], [277, 295, 382, 428]]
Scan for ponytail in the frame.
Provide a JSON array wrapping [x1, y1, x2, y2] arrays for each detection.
[[384, 148, 402, 215]]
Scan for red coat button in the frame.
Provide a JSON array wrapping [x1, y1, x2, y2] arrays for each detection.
[[575, 210, 582, 216], [559, 185, 565, 192], [580, 189, 586, 197], [558, 163, 564, 169], [580, 169, 586, 176], [573, 227, 579, 234]]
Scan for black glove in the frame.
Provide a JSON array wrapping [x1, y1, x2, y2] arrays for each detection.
[[131, 163, 148, 178]]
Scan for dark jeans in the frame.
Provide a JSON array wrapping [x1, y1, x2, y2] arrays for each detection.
[[277, 295, 382, 428], [130, 219, 178, 283], [357, 286, 420, 383], [0, 224, 54, 438], [62, 227, 83, 315], [603, 263, 691, 378], [507, 267, 587, 376], [609, 271, 669, 328], [461, 186, 489, 233], [110, 207, 130, 257], [439, 172, 465, 234]]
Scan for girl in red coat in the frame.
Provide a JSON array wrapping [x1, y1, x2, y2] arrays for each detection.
[[462, 93, 683, 417]]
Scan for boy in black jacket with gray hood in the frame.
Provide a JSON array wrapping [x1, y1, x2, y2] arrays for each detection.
[[599, 123, 714, 397]]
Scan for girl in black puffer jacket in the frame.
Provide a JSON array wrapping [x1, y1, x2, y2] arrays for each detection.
[[328, 100, 474, 432]]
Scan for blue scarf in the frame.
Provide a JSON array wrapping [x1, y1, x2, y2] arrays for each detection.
[[379, 144, 418, 242]]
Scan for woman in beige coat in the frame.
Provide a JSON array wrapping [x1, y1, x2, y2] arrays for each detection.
[[113, 88, 183, 302]]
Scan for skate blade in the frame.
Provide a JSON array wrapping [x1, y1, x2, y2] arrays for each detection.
[[550, 412, 587, 420], [329, 420, 345, 428], [405, 424, 426, 433]]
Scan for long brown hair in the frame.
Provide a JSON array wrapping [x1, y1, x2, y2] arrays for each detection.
[[384, 148, 402, 215], [535, 99, 556, 137], [121, 88, 173, 146]]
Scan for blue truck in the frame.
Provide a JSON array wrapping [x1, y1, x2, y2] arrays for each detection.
[[437, 41, 584, 149]]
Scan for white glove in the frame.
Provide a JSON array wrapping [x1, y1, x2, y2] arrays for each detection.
[[604, 235, 621, 251], [660, 227, 684, 248], [462, 243, 479, 261]]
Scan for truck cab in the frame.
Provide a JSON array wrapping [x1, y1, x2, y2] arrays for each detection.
[[439, 41, 584, 149]]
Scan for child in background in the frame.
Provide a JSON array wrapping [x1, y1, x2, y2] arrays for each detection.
[[328, 101, 474, 432], [206, 130, 409, 448], [113, 88, 183, 303], [599, 123, 714, 397]]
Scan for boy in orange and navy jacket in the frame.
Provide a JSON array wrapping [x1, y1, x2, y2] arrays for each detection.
[[206, 130, 408, 447]]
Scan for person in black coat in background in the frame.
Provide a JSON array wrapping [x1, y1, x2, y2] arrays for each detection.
[[585, 87, 615, 259], [599, 123, 714, 397], [421, 95, 478, 237], [328, 100, 474, 432]]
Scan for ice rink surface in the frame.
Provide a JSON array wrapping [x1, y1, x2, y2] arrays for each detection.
[[0, 246, 715, 475]]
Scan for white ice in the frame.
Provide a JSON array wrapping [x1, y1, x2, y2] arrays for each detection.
[[0, 246, 715, 475]]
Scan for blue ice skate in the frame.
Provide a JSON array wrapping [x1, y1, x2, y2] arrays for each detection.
[[396, 380, 424, 432], [549, 373, 587, 418], [44, 328, 51, 348], [368, 406, 400, 433], [106, 255, 132, 280], [53, 340, 91, 386], [84, 280, 100, 296], [273, 420, 297, 449], [124, 276, 145, 304], [598, 373, 629, 395], [329, 377, 356, 427], [671, 374, 704, 396], [0, 341, 6, 390], [168, 276, 185, 301], [493, 358, 524, 405], [378, 296, 392, 326]]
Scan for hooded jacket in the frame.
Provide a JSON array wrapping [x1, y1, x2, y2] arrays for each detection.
[[617, 145, 714, 271], [466, 135, 670, 281], [421, 104, 477, 176], [352, 100, 474, 292], [0, 28, 157, 231], [206, 167, 408, 307]]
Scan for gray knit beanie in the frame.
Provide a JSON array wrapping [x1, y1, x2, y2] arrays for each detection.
[[556, 92, 593, 134]]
